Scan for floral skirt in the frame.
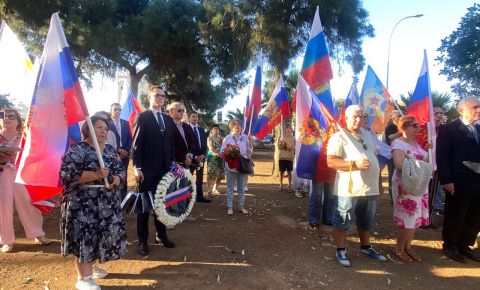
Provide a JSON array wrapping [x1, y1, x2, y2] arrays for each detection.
[[392, 171, 430, 229], [207, 156, 225, 180]]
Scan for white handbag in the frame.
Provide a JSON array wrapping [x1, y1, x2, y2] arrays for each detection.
[[401, 154, 433, 196]]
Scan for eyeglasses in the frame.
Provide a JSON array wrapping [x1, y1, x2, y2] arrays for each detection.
[[177, 109, 184, 113], [359, 138, 367, 150]]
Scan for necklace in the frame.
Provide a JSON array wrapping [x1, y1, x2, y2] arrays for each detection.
[[347, 130, 367, 150]]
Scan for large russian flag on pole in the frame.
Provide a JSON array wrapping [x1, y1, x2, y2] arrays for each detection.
[[359, 66, 395, 134], [120, 88, 142, 134], [245, 56, 262, 134], [254, 76, 290, 139], [407, 50, 435, 164], [16, 13, 89, 203], [300, 7, 333, 94]]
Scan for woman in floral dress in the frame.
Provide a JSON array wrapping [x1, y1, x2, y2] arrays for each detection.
[[207, 124, 225, 195], [391, 116, 430, 262], [60, 116, 127, 290]]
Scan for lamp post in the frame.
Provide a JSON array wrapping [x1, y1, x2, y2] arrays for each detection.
[[386, 14, 423, 90]]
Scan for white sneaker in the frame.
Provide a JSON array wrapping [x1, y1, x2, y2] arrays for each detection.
[[186, 216, 197, 222], [92, 266, 108, 279], [294, 191, 303, 198], [1, 244, 12, 253], [227, 208, 233, 215], [75, 276, 101, 290], [239, 208, 249, 215]]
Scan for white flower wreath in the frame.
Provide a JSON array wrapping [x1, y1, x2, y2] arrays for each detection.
[[154, 167, 196, 227]]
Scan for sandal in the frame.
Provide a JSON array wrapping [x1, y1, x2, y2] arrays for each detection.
[[405, 248, 422, 262], [35, 235, 51, 245], [207, 191, 213, 198], [394, 250, 414, 262]]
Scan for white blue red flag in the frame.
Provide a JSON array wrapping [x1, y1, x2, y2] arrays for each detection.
[[164, 187, 192, 207], [16, 13, 89, 205], [338, 81, 359, 127], [244, 56, 262, 134], [120, 88, 142, 134], [254, 76, 291, 140], [294, 75, 337, 182], [359, 66, 395, 134], [407, 50, 435, 164]]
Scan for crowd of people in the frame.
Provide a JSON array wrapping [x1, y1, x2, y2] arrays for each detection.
[[1, 88, 480, 289]]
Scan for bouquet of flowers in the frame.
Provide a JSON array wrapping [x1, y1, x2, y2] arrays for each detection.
[[221, 143, 240, 169]]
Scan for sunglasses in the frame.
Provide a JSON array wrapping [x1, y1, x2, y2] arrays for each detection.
[[154, 93, 165, 98], [112, 109, 121, 112], [411, 123, 419, 128], [177, 109, 184, 113], [358, 138, 367, 150], [2, 113, 18, 120]]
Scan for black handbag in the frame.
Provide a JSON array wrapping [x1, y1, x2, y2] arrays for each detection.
[[237, 155, 253, 174]]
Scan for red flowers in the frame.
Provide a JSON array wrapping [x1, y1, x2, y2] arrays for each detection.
[[221, 143, 240, 169]]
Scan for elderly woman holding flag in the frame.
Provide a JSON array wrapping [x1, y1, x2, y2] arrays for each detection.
[[60, 115, 127, 290], [0, 108, 50, 253]]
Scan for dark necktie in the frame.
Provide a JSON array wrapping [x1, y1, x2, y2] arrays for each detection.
[[194, 126, 201, 149], [157, 112, 165, 131]]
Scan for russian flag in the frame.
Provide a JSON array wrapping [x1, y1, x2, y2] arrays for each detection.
[[16, 13, 88, 206], [245, 57, 262, 134], [242, 93, 250, 130], [120, 88, 142, 134], [359, 66, 395, 134], [164, 186, 192, 207], [300, 6, 333, 93], [295, 75, 336, 182], [338, 81, 359, 127], [254, 76, 291, 140], [407, 50, 435, 164]]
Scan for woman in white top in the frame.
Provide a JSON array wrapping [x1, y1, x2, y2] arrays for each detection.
[[220, 119, 253, 215]]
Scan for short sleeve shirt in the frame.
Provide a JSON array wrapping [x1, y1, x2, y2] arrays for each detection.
[[327, 129, 380, 197]]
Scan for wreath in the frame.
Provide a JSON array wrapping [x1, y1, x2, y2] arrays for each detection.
[[154, 164, 197, 227]]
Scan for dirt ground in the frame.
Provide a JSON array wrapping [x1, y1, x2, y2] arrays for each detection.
[[1, 150, 479, 290]]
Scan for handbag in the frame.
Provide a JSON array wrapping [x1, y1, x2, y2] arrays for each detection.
[[401, 154, 432, 196], [121, 185, 155, 214], [237, 155, 253, 174]]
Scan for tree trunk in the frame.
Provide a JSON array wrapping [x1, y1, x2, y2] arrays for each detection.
[[271, 123, 281, 177]]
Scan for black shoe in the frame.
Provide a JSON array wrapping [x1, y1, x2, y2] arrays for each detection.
[[197, 197, 211, 203], [460, 247, 480, 262], [434, 209, 444, 216], [161, 238, 176, 248], [443, 245, 465, 263], [137, 242, 150, 256]]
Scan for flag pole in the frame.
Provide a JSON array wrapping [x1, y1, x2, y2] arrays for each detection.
[[280, 115, 285, 139], [86, 116, 110, 187], [248, 105, 254, 135], [427, 121, 432, 165]]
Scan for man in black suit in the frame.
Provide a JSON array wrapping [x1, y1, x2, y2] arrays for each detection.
[[188, 112, 211, 203], [109, 103, 133, 198], [436, 96, 480, 263], [167, 102, 198, 219], [133, 85, 176, 256]]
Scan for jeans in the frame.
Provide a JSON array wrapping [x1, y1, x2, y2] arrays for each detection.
[[307, 182, 335, 225], [226, 170, 246, 208], [378, 156, 394, 202], [434, 186, 445, 211]]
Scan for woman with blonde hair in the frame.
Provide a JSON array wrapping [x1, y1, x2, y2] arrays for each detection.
[[391, 115, 430, 262], [221, 119, 253, 215]]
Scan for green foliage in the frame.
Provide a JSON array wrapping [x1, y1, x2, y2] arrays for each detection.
[[0, 94, 13, 109], [437, 4, 480, 97], [398, 90, 458, 122]]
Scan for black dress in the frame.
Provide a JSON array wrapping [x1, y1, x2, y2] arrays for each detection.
[[60, 142, 128, 263]]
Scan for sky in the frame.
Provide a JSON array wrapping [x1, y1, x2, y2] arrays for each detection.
[[2, 0, 477, 117]]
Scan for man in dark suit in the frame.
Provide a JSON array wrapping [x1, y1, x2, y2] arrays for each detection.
[[133, 85, 176, 256], [109, 103, 133, 198], [436, 96, 480, 263], [188, 112, 211, 203]]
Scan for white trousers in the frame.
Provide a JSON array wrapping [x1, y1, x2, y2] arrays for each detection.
[[0, 167, 44, 245]]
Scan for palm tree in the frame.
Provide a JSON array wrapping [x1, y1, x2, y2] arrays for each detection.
[[226, 108, 244, 122], [399, 90, 454, 111]]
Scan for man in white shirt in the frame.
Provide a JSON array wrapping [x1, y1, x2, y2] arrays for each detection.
[[327, 105, 387, 267]]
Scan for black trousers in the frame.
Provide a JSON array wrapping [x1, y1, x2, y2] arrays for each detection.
[[136, 173, 168, 244], [442, 186, 480, 248], [190, 164, 205, 199]]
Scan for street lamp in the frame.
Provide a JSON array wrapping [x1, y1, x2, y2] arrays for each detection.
[[386, 14, 424, 90]]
